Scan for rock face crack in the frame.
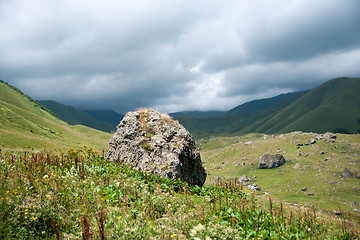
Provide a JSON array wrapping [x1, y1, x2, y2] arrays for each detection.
[[106, 109, 207, 186]]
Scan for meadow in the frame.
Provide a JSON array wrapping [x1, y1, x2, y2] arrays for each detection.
[[1, 146, 359, 239]]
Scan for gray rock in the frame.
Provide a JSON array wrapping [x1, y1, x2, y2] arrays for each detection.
[[304, 139, 316, 145], [333, 210, 342, 216], [355, 173, 360, 179], [340, 168, 351, 178], [258, 154, 286, 169], [350, 201, 358, 209], [324, 132, 337, 139], [237, 174, 252, 185], [106, 109, 206, 186], [300, 187, 308, 191], [293, 163, 301, 169]]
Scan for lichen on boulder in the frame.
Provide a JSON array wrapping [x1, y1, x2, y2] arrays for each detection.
[[106, 109, 207, 186]]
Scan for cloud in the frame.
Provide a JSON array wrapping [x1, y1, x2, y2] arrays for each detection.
[[1, 0, 360, 113]]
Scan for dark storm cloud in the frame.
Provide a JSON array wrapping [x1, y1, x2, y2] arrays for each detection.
[[1, 0, 360, 113]]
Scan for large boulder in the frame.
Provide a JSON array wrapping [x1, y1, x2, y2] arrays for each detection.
[[258, 154, 286, 169], [106, 109, 207, 186]]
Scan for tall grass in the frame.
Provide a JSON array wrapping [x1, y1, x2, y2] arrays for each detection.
[[0, 147, 358, 239]]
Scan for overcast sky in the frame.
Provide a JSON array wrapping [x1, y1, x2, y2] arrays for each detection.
[[1, 0, 360, 114]]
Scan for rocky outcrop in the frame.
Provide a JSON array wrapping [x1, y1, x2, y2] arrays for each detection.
[[106, 109, 206, 186], [258, 154, 286, 169]]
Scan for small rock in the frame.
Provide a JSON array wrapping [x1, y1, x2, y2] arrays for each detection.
[[320, 151, 327, 155], [304, 139, 316, 145], [340, 168, 351, 178], [350, 201, 358, 209], [333, 210, 342, 216], [300, 187, 308, 191], [324, 157, 331, 161], [304, 203, 314, 208], [308, 192, 314, 196], [237, 174, 252, 184], [293, 163, 301, 169], [324, 132, 337, 139], [356, 173, 360, 179]]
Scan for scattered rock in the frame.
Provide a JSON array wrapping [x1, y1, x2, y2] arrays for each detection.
[[320, 151, 327, 155], [316, 135, 323, 141], [340, 168, 351, 178], [300, 187, 308, 191], [297, 143, 304, 147], [293, 163, 301, 169], [324, 157, 331, 161], [237, 174, 252, 185], [350, 201, 358, 209], [333, 210, 342, 216], [258, 154, 286, 169], [308, 192, 314, 196], [304, 203, 314, 208], [304, 139, 316, 145], [356, 173, 360, 179], [248, 183, 261, 191], [106, 109, 206, 186], [324, 132, 337, 139]]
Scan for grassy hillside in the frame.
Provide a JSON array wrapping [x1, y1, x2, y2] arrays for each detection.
[[37, 100, 117, 132], [1, 148, 358, 239], [176, 77, 360, 137], [199, 132, 360, 218], [0, 80, 111, 151]]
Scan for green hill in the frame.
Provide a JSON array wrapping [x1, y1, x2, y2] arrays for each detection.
[[176, 77, 360, 136], [37, 100, 118, 132], [0, 80, 111, 151]]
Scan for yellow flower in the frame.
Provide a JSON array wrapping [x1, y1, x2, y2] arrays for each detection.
[[171, 234, 176, 238], [117, 216, 122, 219]]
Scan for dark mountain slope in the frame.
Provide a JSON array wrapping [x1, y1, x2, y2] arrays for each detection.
[[175, 77, 360, 136], [83, 110, 123, 126], [37, 100, 116, 132], [257, 77, 360, 134]]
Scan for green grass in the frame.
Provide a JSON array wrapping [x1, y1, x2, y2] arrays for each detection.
[[0, 81, 111, 152], [1, 148, 358, 239], [200, 133, 360, 220]]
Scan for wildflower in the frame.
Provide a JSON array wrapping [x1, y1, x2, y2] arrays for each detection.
[[118, 216, 122, 219], [31, 217, 37, 221]]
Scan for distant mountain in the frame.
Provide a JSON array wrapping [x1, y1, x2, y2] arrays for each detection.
[[170, 110, 225, 118], [83, 110, 123, 126], [37, 100, 119, 132], [0, 80, 111, 150], [175, 77, 360, 136], [225, 91, 309, 116]]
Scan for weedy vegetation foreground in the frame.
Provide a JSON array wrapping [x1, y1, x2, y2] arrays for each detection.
[[1, 147, 359, 239]]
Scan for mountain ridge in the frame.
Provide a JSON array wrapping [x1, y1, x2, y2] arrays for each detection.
[[174, 77, 360, 136]]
